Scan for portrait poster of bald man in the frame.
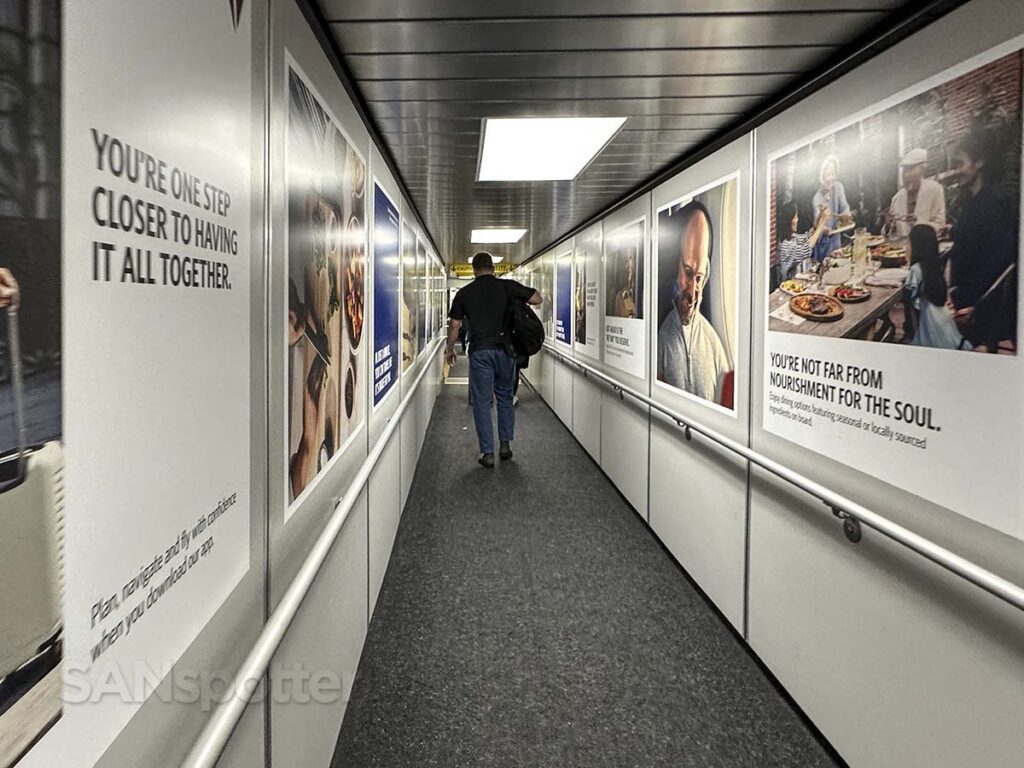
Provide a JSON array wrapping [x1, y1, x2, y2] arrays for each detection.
[[655, 176, 740, 411]]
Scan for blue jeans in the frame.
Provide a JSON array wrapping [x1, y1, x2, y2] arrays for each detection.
[[469, 348, 516, 454]]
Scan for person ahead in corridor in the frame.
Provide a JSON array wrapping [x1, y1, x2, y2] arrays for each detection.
[[446, 252, 542, 468]]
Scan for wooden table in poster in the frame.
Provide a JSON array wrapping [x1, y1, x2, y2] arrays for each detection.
[[768, 282, 904, 339]]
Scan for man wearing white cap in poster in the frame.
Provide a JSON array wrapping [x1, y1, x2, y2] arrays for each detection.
[[886, 148, 947, 238]]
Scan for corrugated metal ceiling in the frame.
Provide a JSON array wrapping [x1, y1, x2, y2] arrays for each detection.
[[314, 0, 923, 265]]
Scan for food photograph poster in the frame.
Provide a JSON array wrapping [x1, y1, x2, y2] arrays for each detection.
[[286, 62, 367, 510], [762, 43, 1023, 539], [556, 252, 573, 346], [573, 233, 601, 359], [656, 175, 740, 413], [604, 218, 646, 379]]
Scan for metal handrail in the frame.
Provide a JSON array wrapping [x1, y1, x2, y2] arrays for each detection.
[[541, 343, 1024, 614], [181, 338, 445, 768]]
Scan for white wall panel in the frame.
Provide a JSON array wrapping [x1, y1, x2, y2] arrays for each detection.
[[594, 193, 654, 521], [599, 395, 649, 519], [368, 436, 402, 614], [267, 6, 443, 768], [749, 468, 1024, 768], [86, 1, 269, 765], [746, 2, 1024, 766], [270, 491, 368, 768], [400, 396, 419, 509], [268, 0, 372, 600], [648, 135, 753, 629], [552, 356, 574, 428], [649, 413, 746, 629], [534, 346, 554, 404], [571, 371, 602, 461]]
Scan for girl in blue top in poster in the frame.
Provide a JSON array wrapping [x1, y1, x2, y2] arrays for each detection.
[[811, 153, 851, 261]]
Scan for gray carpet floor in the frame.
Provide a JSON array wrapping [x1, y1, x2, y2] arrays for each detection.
[[331, 381, 841, 768]]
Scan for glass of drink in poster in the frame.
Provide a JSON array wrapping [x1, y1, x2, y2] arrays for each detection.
[[853, 228, 868, 277]]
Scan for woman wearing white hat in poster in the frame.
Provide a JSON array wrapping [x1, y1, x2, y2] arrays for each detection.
[[885, 148, 947, 238]]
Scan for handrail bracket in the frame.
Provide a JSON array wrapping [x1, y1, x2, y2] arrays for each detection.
[[830, 505, 863, 544]]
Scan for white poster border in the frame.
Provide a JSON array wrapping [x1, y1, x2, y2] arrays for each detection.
[[759, 38, 1024, 539], [283, 52, 368, 520], [603, 214, 648, 380]]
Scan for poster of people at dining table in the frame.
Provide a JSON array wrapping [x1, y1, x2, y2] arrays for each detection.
[[763, 44, 1024, 540], [767, 48, 1020, 354]]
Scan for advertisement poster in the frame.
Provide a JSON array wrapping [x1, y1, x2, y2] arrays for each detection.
[[604, 218, 647, 379], [573, 233, 601, 358], [49, 1, 252, 765], [435, 255, 445, 337], [538, 254, 554, 339], [656, 175, 740, 412], [286, 61, 367, 510], [427, 253, 438, 340], [763, 43, 1023, 538], [415, 237, 428, 355], [372, 184, 399, 408], [0, 2, 61, 765], [555, 252, 573, 345], [400, 222, 418, 370]]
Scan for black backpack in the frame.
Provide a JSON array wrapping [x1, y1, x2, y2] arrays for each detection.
[[504, 293, 545, 358]]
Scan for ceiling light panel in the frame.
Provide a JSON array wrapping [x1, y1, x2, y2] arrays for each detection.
[[471, 228, 527, 243], [477, 117, 627, 181]]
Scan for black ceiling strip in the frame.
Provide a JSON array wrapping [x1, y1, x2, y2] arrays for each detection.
[[326, 11, 886, 24], [357, 72, 802, 82], [518, 0, 967, 268], [341, 44, 838, 56], [364, 96, 770, 103], [293, 0, 448, 265]]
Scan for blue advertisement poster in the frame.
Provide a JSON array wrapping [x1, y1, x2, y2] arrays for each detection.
[[556, 252, 573, 345], [372, 184, 400, 407]]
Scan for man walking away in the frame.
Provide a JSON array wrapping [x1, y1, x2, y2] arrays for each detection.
[[446, 252, 542, 468]]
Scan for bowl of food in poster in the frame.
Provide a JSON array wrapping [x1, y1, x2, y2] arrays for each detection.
[[789, 293, 844, 322], [325, 205, 341, 261], [779, 279, 808, 296], [879, 250, 906, 269], [343, 215, 365, 349], [829, 284, 871, 303], [344, 354, 356, 419], [347, 147, 365, 200]]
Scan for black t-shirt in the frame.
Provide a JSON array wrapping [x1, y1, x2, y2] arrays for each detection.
[[449, 275, 534, 353]]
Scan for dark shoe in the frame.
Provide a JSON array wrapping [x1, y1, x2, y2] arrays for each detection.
[[499, 441, 513, 460], [478, 453, 495, 469]]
